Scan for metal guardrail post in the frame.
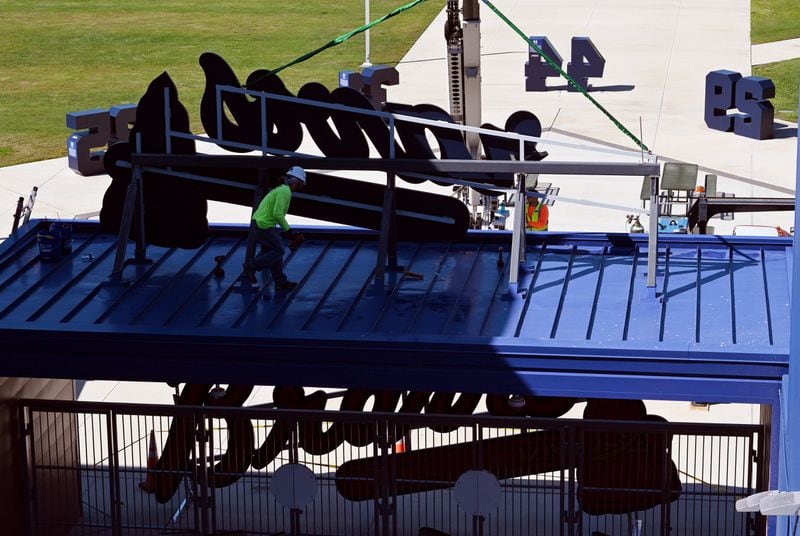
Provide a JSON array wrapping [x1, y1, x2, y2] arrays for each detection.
[[111, 133, 147, 280], [509, 173, 527, 286], [376, 116, 399, 280], [647, 175, 660, 290]]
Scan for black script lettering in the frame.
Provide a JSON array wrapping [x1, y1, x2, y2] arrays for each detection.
[[251, 386, 304, 469], [426, 392, 482, 433], [154, 385, 576, 502], [200, 52, 303, 153], [100, 72, 208, 250], [295, 83, 387, 159], [386, 102, 488, 185], [198, 53, 544, 189]]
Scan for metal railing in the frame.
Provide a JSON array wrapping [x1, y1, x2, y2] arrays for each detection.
[[17, 398, 766, 535]]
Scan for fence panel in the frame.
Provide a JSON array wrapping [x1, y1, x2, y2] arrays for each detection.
[[18, 399, 765, 536]]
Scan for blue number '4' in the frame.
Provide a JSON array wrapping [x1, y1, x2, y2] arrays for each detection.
[[566, 37, 605, 92], [525, 36, 563, 91]]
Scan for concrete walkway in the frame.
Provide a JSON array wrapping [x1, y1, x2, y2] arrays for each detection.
[[395, 0, 798, 234], [752, 37, 800, 65]]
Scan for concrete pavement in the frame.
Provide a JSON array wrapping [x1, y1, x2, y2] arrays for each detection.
[[753, 37, 800, 65]]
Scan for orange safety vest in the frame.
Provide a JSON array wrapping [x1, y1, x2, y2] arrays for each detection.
[[526, 201, 549, 231]]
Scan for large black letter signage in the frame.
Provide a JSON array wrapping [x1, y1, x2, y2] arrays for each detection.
[[704, 70, 774, 140]]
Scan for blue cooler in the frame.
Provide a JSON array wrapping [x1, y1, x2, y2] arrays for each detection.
[[37, 230, 62, 262]]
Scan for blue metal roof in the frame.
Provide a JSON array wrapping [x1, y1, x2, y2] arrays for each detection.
[[0, 220, 790, 403]]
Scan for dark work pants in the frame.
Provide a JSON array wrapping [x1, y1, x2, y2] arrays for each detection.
[[253, 227, 288, 285]]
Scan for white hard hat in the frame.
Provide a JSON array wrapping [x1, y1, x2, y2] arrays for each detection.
[[286, 166, 307, 184]]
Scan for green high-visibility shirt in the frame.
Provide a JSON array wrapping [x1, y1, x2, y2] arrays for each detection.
[[253, 184, 291, 231]]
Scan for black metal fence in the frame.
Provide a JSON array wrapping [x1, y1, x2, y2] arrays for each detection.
[[17, 398, 766, 535]]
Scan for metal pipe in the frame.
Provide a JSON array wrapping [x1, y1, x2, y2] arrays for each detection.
[[363, 0, 372, 67], [463, 0, 479, 20], [647, 175, 659, 289]]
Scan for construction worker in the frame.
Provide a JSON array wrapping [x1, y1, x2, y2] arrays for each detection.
[[525, 191, 549, 231], [244, 166, 307, 291]]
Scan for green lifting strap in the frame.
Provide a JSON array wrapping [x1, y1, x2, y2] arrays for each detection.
[[480, 0, 650, 153], [246, 0, 428, 88]]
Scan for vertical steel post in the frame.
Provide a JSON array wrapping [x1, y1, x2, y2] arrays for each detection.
[[462, 0, 482, 160], [509, 173, 526, 285], [133, 154, 148, 263], [363, 0, 372, 67], [778, 86, 800, 535], [110, 134, 144, 280], [647, 175, 660, 289], [376, 117, 400, 279]]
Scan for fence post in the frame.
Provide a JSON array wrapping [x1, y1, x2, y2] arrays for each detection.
[[106, 411, 123, 536], [288, 419, 301, 536], [195, 414, 211, 535], [18, 404, 38, 536], [566, 424, 578, 535], [377, 418, 392, 536]]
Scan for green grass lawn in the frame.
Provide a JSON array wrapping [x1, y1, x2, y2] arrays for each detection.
[[753, 58, 800, 123], [751, 0, 800, 44], [751, 0, 800, 122], [0, 0, 443, 167]]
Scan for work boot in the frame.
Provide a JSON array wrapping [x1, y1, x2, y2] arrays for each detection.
[[274, 280, 298, 292], [242, 262, 258, 287]]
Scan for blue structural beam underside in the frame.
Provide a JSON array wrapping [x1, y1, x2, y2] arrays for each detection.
[[0, 327, 786, 403]]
